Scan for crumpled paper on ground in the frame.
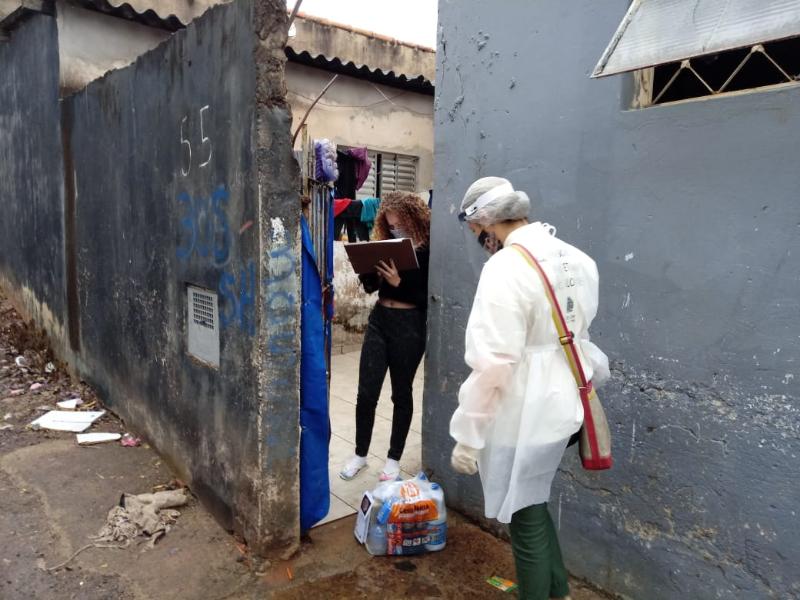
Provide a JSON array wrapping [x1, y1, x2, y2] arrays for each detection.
[[92, 490, 189, 550]]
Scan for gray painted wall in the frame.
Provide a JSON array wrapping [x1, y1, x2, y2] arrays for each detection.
[[0, 1, 301, 556], [425, 1, 799, 598], [0, 14, 67, 350]]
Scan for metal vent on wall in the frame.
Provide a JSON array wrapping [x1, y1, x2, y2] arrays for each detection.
[[187, 286, 219, 367]]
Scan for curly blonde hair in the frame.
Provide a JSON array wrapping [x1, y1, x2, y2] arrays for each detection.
[[372, 192, 431, 247]]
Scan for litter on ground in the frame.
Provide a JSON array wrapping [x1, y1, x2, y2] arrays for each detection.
[[57, 398, 83, 410], [92, 490, 189, 550], [487, 576, 518, 592], [30, 410, 105, 433], [121, 433, 142, 447], [77, 432, 122, 445]]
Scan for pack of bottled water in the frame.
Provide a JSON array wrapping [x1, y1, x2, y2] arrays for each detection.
[[354, 472, 447, 556]]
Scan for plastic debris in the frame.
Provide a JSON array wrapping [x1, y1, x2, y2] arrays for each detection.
[[3, 413, 12, 421], [92, 489, 189, 549], [29, 383, 44, 392], [57, 398, 83, 410], [9, 389, 25, 396], [45, 362, 56, 373], [15, 356, 29, 369], [486, 576, 518, 592], [30, 410, 105, 433], [77, 432, 122, 445], [121, 433, 142, 447]]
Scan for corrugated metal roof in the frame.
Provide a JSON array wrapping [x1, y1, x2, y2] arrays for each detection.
[[594, 0, 800, 77], [286, 13, 435, 91]]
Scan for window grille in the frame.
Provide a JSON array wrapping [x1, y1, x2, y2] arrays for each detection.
[[640, 37, 800, 107], [593, 0, 800, 107]]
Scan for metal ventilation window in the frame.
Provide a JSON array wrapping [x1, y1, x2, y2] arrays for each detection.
[[340, 147, 418, 198], [638, 37, 800, 107], [187, 286, 220, 367], [192, 291, 215, 329], [593, 0, 800, 108], [377, 153, 418, 195]]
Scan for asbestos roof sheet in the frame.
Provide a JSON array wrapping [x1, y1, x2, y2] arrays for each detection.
[[287, 13, 435, 89], [594, 0, 800, 77], [72, 0, 227, 30], [285, 47, 434, 94]]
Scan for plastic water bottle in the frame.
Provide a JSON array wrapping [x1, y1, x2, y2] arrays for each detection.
[[425, 483, 447, 552], [365, 499, 388, 555], [376, 497, 397, 525], [366, 523, 388, 555]]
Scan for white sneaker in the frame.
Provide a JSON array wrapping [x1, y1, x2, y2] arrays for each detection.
[[339, 455, 367, 480], [379, 458, 401, 482]]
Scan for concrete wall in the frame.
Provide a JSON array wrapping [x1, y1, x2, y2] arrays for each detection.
[[0, 13, 68, 354], [0, 0, 302, 557], [285, 62, 434, 192], [426, 1, 800, 598]]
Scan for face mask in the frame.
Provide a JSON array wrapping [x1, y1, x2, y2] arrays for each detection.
[[477, 230, 503, 255], [390, 227, 409, 239]]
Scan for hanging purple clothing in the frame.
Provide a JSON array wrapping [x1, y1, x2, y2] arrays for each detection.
[[348, 147, 372, 191]]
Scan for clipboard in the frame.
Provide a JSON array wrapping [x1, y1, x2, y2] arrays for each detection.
[[344, 238, 419, 275]]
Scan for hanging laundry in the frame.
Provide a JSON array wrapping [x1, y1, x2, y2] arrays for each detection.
[[334, 198, 352, 218], [335, 200, 369, 242], [314, 139, 339, 182], [335, 151, 358, 199], [360, 197, 381, 233], [348, 147, 372, 191]]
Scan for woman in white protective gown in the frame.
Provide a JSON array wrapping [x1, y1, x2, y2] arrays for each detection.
[[450, 177, 609, 600]]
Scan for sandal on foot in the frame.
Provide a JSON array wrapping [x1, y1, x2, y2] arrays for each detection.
[[379, 458, 401, 482], [339, 455, 367, 480]]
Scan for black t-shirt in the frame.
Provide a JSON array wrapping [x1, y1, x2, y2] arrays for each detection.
[[359, 247, 429, 309]]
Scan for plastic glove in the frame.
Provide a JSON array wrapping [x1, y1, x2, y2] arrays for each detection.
[[451, 443, 480, 475]]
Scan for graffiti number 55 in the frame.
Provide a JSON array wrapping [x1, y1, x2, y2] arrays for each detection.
[[180, 105, 213, 177]]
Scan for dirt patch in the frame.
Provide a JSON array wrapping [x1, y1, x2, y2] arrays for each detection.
[[0, 468, 134, 600]]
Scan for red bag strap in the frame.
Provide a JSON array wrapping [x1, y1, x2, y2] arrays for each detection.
[[511, 243, 591, 393]]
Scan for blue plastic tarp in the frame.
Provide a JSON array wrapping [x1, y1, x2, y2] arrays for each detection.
[[299, 215, 331, 532]]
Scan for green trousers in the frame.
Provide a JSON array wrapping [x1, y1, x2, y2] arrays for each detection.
[[509, 503, 570, 600]]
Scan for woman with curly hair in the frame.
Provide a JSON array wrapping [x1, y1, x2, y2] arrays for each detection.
[[340, 191, 431, 482]]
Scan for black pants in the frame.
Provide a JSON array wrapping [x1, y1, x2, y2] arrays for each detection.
[[355, 305, 426, 461]]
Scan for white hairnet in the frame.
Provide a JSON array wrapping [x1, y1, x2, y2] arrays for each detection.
[[459, 177, 530, 225]]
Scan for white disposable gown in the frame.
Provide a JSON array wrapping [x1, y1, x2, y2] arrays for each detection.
[[450, 222, 609, 523]]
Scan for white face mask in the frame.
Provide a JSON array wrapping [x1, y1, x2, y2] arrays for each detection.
[[390, 227, 409, 239]]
